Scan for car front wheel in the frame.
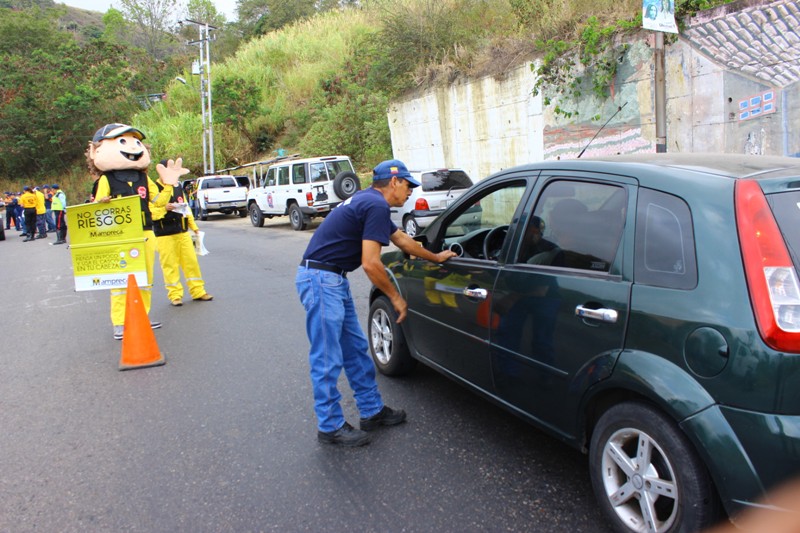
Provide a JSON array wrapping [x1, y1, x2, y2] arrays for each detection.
[[368, 296, 416, 376], [589, 402, 719, 533]]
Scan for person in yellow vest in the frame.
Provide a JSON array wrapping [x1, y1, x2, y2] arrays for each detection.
[[151, 159, 213, 306], [19, 187, 37, 242], [33, 187, 47, 239], [87, 123, 187, 340], [50, 184, 67, 245]]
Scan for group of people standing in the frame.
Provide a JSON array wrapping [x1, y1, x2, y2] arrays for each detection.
[[4, 185, 67, 244]]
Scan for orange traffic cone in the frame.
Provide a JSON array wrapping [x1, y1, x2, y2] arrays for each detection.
[[119, 274, 165, 371]]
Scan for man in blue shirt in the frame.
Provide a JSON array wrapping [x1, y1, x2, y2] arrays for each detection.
[[296, 159, 456, 446]]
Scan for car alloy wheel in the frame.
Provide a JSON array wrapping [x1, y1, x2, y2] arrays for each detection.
[[404, 216, 419, 237], [367, 296, 415, 375], [589, 402, 719, 533]]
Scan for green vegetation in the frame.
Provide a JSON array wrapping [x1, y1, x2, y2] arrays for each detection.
[[0, 0, 740, 201]]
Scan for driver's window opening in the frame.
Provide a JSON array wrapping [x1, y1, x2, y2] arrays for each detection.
[[442, 182, 526, 260]]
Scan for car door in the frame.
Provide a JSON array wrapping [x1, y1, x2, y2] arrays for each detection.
[[270, 164, 294, 214], [401, 175, 532, 391], [490, 173, 634, 436]]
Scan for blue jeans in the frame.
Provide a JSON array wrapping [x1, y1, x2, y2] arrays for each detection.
[[295, 266, 383, 432]]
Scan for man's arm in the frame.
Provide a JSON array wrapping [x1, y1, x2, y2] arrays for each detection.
[[362, 239, 408, 323], [363, 231, 456, 323], [94, 176, 111, 203], [389, 228, 457, 263]]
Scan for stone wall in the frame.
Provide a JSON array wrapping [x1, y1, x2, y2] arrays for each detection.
[[388, 0, 800, 181]]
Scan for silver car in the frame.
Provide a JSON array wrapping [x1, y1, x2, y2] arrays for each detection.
[[390, 168, 473, 236]]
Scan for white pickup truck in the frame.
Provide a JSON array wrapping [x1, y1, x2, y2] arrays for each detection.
[[195, 175, 249, 221]]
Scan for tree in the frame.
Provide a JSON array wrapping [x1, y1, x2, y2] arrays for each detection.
[[101, 7, 131, 43], [186, 0, 226, 26], [118, 0, 181, 58], [0, 9, 143, 178], [237, 0, 316, 36]]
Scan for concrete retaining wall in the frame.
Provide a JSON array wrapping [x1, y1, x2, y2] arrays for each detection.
[[388, 0, 800, 181]]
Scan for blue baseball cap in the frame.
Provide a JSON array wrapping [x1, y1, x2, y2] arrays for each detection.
[[372, 159, 420, 187]]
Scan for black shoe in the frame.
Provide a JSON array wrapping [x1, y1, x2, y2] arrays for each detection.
[[35, 235, 46, 239], [360, 406, 407, 431], [53, 240, 66, 245], [22, 237, 32, 242], [317, 422, 371, 447]]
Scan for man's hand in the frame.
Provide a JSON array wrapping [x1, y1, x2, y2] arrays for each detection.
[[390, 293, 408, 323], [156, 157, 190, 186], [434, 249, 458, 262]]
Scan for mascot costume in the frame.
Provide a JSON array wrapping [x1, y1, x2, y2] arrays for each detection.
[[87, 123, 188, 340]]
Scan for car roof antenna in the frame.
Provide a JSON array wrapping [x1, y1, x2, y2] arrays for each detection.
[[577, 102, 628, 159]]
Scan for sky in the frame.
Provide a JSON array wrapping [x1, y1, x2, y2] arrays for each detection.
[[58, 0, 238, 22]]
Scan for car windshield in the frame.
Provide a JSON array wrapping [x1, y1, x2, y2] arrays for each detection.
[[420, 170, 473, 192]]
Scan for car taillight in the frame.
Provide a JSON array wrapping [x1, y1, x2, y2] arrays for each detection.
[[736, 179, 800, 351], [415, 198, 429, 210], [306, 192, 313, 206]]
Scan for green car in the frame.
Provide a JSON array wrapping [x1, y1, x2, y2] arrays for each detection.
[[368, 153, 800, 532]]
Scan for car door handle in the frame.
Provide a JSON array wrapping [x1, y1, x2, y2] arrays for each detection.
[[575, 305, 618, 323], [463, 287, 488, 300]]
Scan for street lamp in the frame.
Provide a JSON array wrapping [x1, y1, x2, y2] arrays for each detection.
[[181, 19, 218, 175]]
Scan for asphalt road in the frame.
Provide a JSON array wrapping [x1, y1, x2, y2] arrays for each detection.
[[0, 213, 611, 533]]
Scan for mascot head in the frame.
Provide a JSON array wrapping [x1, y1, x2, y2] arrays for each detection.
[[86, 123, 151, 176]]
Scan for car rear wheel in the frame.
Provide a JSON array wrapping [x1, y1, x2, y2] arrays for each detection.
[[238, 208, 247, 218], [403, 215, 419, 237], [288, 203, 307, 231], [368, 296, 416, 376], [333, 171, 360, 200], [589, 402, 719, 533], [249, 203, 264, 227], [200, 208, 208, 221]]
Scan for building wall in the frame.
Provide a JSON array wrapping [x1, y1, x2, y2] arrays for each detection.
[[388, 0, 800, 181]]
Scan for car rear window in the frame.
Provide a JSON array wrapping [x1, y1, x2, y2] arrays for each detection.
[[634, 188, 697, 289], [326, 159, 354, 177], [420, 170, 473, 192], [767, 190, 800, 271], [202, 177, 236, 188]]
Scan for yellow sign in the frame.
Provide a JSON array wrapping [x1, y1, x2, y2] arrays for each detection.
[[66, 196, 148, 291]]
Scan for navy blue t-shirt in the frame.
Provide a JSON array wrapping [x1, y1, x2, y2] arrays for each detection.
[[302, 188, 397, 272]]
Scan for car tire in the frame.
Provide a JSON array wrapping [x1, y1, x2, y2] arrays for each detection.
[[403, 215, 419, 237], [200, 208, 208, 221], [333, 171, 360, 200], [368, 295, 416, 376], [589, 402, 720, 533], [238, 208, 247, 218], [288, 203, 308, 231], [249, 203, 264, 227]]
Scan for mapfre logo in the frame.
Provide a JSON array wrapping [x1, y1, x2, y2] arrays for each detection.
[[137, 186, 147, 199]]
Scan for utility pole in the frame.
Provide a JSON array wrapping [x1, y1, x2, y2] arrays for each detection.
[[654, 32, 667, 153], [184, 19, 218, 175]]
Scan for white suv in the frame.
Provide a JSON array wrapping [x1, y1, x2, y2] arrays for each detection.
[[390, 168, 473, 236], [245, 155, 360, 230]]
